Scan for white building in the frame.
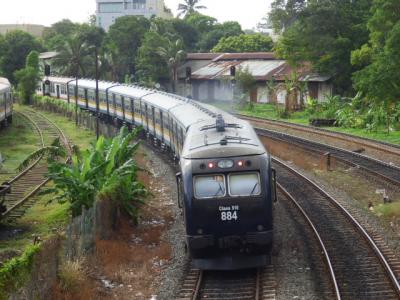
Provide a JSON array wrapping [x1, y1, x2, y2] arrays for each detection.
[[96, 0, 173, 31]]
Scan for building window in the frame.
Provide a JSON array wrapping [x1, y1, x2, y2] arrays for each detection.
[[99, 2, 123, 13], [132, 0, 146, 9]]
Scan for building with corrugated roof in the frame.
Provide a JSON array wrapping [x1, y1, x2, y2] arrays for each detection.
[[177, 52, 333, 105]]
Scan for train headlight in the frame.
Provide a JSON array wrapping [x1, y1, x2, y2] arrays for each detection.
[[218, 160, 234, 169]]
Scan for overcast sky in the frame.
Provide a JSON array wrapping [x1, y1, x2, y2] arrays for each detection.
[[0, 0, 270, 30]]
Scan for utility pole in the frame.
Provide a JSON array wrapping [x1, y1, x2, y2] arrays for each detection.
[[75, 76, 78, 126], [95, 47, 100, 140]]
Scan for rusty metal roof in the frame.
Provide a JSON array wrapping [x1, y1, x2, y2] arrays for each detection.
[[180, 52, 331, 82], [186, 52, 276, 61]]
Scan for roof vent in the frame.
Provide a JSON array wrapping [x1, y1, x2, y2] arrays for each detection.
[[216, 114, 225, 132]]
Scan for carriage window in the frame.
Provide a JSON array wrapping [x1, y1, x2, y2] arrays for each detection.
[[194, 175, 226, 199], [228, 173, 261, 197]]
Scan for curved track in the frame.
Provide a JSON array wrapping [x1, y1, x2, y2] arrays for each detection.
[[0, 108, 71, 221], [256, 127, 400, 186], [273, 158, 400, 299], [238, 114, 400, 155]]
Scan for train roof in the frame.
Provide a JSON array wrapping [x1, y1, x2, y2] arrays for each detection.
[[0, 77, 11, 91], [70, 79, 116, 91], [44, 77, 74, 84], [109, 84, 154, 99], [170, 102, 215, 130], [182, 117, 266, 159]]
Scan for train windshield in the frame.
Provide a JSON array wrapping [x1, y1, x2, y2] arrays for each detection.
[[194, 175, 226, 199], [228, 173, 261, 196]]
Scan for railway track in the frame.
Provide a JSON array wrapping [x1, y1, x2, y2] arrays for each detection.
[[256, 127, 400, 186], [177, 266, 276, 300], [0, 108, 71, 221], [274, 157, 400, 299], [238, 114, 400, 157]]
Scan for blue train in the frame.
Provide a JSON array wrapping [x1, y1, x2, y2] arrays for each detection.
[[40, 77, 276, 270]]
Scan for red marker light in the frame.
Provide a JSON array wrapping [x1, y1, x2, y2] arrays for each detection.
[[237, 161, 243, 167], [208, 162, 215, 168]]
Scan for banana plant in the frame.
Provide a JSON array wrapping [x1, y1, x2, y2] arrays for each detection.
[[20, 126, 147, 219]]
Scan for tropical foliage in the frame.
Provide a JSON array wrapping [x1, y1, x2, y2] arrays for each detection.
[[14, 51, 40, 104], [212, 33, 274, 53], [178, 0, 207, 17], [20, 127, 147, 219]]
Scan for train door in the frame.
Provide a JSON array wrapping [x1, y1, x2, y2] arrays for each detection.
[[144, 104, 149, 131], [56, 85, 60, 99], [160, 111, 164, 143], [139, 100, 144, 126], [130, 98, 135, 124], [174, 122, 180, 157], [112, 94, 116, 116], [121, 96, 125, 121], [151, 107, 156, 136], [84, 89, 88, 109], [169, 118, 174, 152]]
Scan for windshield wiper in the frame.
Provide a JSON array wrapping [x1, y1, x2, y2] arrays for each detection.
[[250, 182, 259, 195], [214, 182, 224, 197]]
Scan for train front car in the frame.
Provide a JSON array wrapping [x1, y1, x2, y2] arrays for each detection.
[[179, 114, 276, 270]]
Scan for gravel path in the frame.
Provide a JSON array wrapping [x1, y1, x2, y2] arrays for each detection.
[[282, 160, 400, 262]]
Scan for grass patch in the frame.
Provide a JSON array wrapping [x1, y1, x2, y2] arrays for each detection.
[[0, 190, 70, 256], [29, 108, 96, 150], [58, 258, 87, 293], [0, 243, 41, 298], [0, 112, 40, 181], [374, 202, 400, 220]]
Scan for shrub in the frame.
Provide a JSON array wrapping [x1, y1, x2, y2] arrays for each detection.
[[22, 126, 148, 220], [58, 258, 86, 293], [0, 244, 41, 298]]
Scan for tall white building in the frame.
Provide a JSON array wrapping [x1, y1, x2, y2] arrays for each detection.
[[96, 0, 173, 31]]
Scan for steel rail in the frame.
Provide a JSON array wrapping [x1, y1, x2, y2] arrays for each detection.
[[273, 157, 400, 297], [276, 182, 341, 300], [257, 127, 400, 186], [1, 108, 71, 220], [7, 112, 45, 184], [238, 113, 400, 154]]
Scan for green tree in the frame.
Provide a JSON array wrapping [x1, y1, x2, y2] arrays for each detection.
[[0, 30, 42, 84], [52, 35, 90, 77], [14, 51, 40, 104], [352, 0, 400, 132], [212, 33, 273, 53], [42, 19, 79, 49], [268, 0, 307, 33], [136, 30, 169, 86], [106, 16, 150, 82], [269, 0, 373, 95], [197, 21, 243, 51], [234, 67, 257, 107], [157, 38, 186, 92], [178, 0, 207, 17]]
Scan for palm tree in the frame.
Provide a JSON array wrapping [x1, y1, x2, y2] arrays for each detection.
[[157, 38, 186, 93], [178, 0, 207, 17], [53, 35, 91, 124], [52, 35, 90, 78]]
